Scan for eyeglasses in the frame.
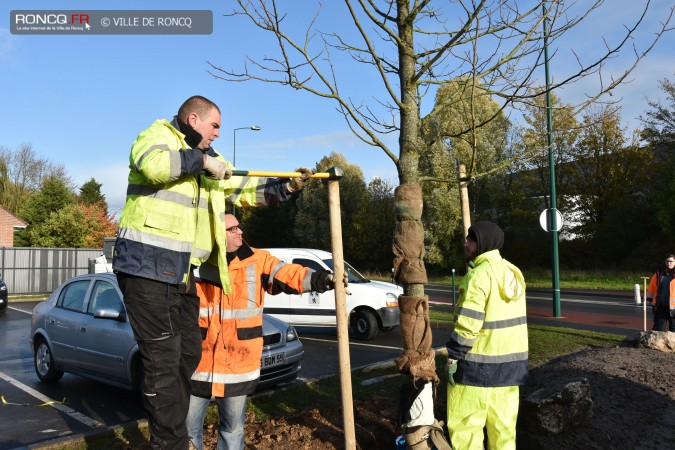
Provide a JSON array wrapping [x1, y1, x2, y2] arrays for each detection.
[[666, 260, 675, 264], [226, 224, 243, 233]]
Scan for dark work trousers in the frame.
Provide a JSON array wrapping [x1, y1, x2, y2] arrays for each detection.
[[653, 306, 675, 332], [117, 272, 202, 450]]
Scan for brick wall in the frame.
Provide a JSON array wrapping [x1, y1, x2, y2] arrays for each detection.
[[0, 206, 27, 247]]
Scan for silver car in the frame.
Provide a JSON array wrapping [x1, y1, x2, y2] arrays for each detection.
[[30, 273, 304, 392]]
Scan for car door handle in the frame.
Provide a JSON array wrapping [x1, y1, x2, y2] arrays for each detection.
[[80, 326, 86, 332], [47, 318, 55, 324]]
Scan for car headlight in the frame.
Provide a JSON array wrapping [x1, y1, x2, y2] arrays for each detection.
[[386, 292, 399, 307], [286, 325, 298, 342], [0, 285, 6, 291]]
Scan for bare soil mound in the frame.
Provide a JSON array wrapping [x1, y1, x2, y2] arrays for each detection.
[[198, 345, 675, 449]]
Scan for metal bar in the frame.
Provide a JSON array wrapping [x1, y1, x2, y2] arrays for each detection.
[[231, 170, 331, 179]]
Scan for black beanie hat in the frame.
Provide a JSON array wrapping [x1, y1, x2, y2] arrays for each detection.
[[468, 221, 504, 255]]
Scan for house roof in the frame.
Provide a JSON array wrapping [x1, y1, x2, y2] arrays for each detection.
[[0, 205, 28, 228]]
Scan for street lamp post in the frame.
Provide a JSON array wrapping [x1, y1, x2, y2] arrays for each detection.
[[232, 125, 261, 216], [543, 4, 561, 317]]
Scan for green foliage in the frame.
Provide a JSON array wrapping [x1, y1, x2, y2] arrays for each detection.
[[79, 178, 108, 212], [571, 106, 653, 239], [641, 77, 675, 149], [18, 175, 76, 246], [294, 152, 372, 268], [27, 202, 118, 248], [20, 175, 75, 225], [426, 269, 648, 290], [420, 78, 512, 272], [352, 177, 397, 271], [240, 201, 299, 248], [642, 77, 675, 239]]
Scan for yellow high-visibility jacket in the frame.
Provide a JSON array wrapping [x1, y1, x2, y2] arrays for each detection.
[[190, 243, 313, 398], [445, 249, 529, 386], [113, 117, 293, 293]]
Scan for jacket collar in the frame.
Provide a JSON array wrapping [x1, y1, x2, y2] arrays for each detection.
[[228, 241, 255, 266]]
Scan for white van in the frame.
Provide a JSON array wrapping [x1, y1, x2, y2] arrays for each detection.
[[261, 248, 402, 340]]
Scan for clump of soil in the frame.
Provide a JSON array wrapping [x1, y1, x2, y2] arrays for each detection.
[[199, 345, 675, 449]]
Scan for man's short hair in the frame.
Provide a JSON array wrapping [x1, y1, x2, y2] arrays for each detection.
[[177, 95, 220, 122]]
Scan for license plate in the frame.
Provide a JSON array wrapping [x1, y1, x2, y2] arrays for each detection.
[[261, 352, 286, 368]]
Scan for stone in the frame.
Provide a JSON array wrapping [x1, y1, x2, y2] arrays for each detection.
[[621, 330, 675, 352], [520, 378, 593, 435]]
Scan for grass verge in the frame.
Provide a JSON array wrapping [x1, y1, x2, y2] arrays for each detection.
[[368, 270, 648, 291]]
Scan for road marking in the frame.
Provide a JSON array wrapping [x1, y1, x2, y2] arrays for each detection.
[[9, 305, 33, 315], [0, 369, 104, 429], [431, 297, 634, 308], [527, 296, 635, 307], [299, 336, 403, 351]]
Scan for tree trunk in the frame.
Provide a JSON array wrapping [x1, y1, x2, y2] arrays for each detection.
[[392, 1, 436, 383], [459, 164, 471, 237]]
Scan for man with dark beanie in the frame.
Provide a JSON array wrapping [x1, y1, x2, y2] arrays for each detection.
[[445, 221, 528, 450]]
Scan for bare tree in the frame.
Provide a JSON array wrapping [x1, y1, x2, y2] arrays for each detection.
[[210, 0, 673, 390], [0, 144, 71, 216]]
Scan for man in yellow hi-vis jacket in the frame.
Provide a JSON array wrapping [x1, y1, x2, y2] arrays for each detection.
[[113, 95, 313, 450], [445, 221, 528, 450]]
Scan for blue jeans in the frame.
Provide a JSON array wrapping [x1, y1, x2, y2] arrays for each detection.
[[186, 394, 247, 450]]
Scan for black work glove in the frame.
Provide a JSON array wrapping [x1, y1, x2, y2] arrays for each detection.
[[310, 269, 335, 293]]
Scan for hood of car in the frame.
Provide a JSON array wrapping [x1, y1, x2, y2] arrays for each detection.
[[356, 279, 403, 294]]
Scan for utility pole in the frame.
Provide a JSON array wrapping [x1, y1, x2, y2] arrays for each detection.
[[543, 3, 561, 317]]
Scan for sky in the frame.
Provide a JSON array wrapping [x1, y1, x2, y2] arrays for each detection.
[[1, 1, 673, 216]]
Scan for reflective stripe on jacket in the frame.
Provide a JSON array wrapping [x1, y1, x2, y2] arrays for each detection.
[[445, 249, 529, 387], [190, 244, 312, 398], [646, 271, 675, 317], [113, 117, 294, 292]]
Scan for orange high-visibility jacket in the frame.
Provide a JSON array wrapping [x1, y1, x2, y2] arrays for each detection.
[[190, 243, 312, 398], [646, 270, 675, 317]]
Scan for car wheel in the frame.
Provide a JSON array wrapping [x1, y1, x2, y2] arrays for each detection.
[[351, 309, 378, 340], [34, 338, 64, 382]]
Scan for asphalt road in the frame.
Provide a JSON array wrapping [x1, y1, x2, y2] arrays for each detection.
[[0, 287, 648, 449]]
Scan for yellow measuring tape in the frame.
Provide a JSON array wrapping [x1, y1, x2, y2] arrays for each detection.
[[1, 395, 67, 406]]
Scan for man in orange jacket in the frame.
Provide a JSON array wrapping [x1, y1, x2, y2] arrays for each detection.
[[186, 214, 341, 450]]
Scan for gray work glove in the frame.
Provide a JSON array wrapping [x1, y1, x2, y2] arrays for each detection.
[[203, 155, 232, 180], [287, 167, 314, 192], [446, 358, 458, 386]]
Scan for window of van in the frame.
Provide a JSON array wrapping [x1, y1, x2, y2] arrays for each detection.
[[292, 258, 324, 272], [322, 259, 368, 283]]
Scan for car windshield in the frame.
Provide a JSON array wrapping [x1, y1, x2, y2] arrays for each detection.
[[322, 259, 369, 284]]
